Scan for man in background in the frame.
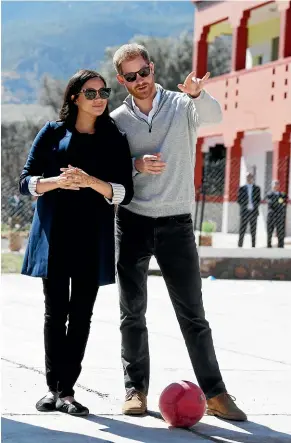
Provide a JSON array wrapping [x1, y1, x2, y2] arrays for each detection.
[[237, 173, 261, 248], [266, 180, 287, 248]]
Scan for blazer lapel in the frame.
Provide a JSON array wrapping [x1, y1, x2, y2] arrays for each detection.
[[57, 128, 73, 153], [51, 128, 73, 174]]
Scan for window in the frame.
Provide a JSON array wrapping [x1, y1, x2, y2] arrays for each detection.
[[203, 145, 226, 196], [271, 37, 279, 61], [253, 55, 263, 66]]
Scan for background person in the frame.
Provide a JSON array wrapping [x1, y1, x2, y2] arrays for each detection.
[[237, 173, 261, 248], [266, 180, 287, 248]]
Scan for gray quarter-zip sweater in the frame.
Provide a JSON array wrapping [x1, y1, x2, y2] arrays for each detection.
[[110, 84, 222, 217]]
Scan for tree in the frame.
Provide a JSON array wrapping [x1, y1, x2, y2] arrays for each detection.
[[1, 120, 42, 225], [37, 33, 231, 115], [2, 74, 64, 227], [38, 74, 66, 117], [207, 35, 232, 77]]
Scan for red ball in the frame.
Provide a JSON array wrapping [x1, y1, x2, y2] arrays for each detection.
[[159, 381, 206, 428]]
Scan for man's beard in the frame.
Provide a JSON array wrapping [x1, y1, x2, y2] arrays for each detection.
[[130, 82, 154, 100]]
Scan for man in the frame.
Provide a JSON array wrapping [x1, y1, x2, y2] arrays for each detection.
[[237, 173, 261, 248], [266, 180, 287, 248], [111, 43, 246, 421]]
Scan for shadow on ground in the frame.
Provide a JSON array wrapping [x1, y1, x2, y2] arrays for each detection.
[[2, 410, 291, 443], [86, 413, 291, 443]]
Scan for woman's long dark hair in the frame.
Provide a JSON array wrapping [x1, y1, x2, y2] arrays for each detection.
[[59, 69, 113, 130]]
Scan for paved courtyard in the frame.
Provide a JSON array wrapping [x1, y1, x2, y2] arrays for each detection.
[[2, 231, 291, 253], [2, 274, 291, 442]]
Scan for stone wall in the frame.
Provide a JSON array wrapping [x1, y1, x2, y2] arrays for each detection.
[[200, 257, 291, 280]]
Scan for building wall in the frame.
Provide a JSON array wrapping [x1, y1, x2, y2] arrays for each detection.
[[287, 137, 291, 236], [286, 206, 291, 237], [202, 203, 223, 231], [209, 201, 291, 237], [193, 0, 291, 238], [246, 41, 274, 68], [198, 132, 291, 236], [223, 202, 241, 234], [248, 15, 280, 48], [202, 135, 224, 152], [240, 132, 273, 196]]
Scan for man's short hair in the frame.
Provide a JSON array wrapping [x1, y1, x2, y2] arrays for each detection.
[[113, 43, 151, 75]]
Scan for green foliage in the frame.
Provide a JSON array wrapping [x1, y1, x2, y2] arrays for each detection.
[[38, 75, 66, 116], [1, 253, 24, 274], [208, 35, 232, 78], [1, 224, 10, 233], [202, 221, 216, 234]]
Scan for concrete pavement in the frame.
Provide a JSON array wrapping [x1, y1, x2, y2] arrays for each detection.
[[2, 274, 291, 442], [2, 231, 291, 253]]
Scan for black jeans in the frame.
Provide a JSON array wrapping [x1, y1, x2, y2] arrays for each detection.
[[267, 211, 285, 248], [42, 272, 99, 397], [238, 209, 258, 247], [116, 207, 226, 400]]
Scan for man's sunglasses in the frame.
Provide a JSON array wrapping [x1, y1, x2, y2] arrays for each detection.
[[79, 87, 111, 100], [122, 65, 151, 83]]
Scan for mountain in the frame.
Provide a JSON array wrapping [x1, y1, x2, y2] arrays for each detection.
[[1, 1, 195, 104]]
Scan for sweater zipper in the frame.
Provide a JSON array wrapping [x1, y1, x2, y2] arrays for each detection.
[[123, 92, 166, 133], [124, 106, 150, 130], [148, 107, 161, 133]]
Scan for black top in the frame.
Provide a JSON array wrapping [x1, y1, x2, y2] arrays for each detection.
[[237, 184, 261, 215], [19, 120, 133, 284], [50, 130, 114, 277], [266, 191, 288, 214]]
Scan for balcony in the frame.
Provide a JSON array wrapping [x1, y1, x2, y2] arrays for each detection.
[[198, 57, 291, 140]]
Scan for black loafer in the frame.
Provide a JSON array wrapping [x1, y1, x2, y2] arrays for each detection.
[[56, 398, 89, 416], [36, 395, 57, 412]]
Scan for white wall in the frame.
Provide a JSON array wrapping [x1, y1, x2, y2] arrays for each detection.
[[289, 135, 291, 199], [203, 203, 223, 231], [239, 132, 272, 237], [287, 135, 291, 237], [246, 41, 273, 69], [286, 206, 291, 237], [222, 201, 240, 234], [240, 131, 273, 196]]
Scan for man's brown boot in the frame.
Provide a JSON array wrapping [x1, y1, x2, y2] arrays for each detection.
[[206, 393, 247, 421], [122, 390, 147, 416]]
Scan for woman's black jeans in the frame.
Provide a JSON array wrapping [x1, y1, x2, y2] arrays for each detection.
[[42, 272, 99, 397]]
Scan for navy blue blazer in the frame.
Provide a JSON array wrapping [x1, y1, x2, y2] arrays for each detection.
[[19, 120, 134, 285]]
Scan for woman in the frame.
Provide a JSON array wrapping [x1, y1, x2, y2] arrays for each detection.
[[19, 70, 133, 416]]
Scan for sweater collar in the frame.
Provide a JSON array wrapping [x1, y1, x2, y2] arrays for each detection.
[[123, 83, 166, 111]]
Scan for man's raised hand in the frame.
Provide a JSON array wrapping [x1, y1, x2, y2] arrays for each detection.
[[178, 71, 210, 98]]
